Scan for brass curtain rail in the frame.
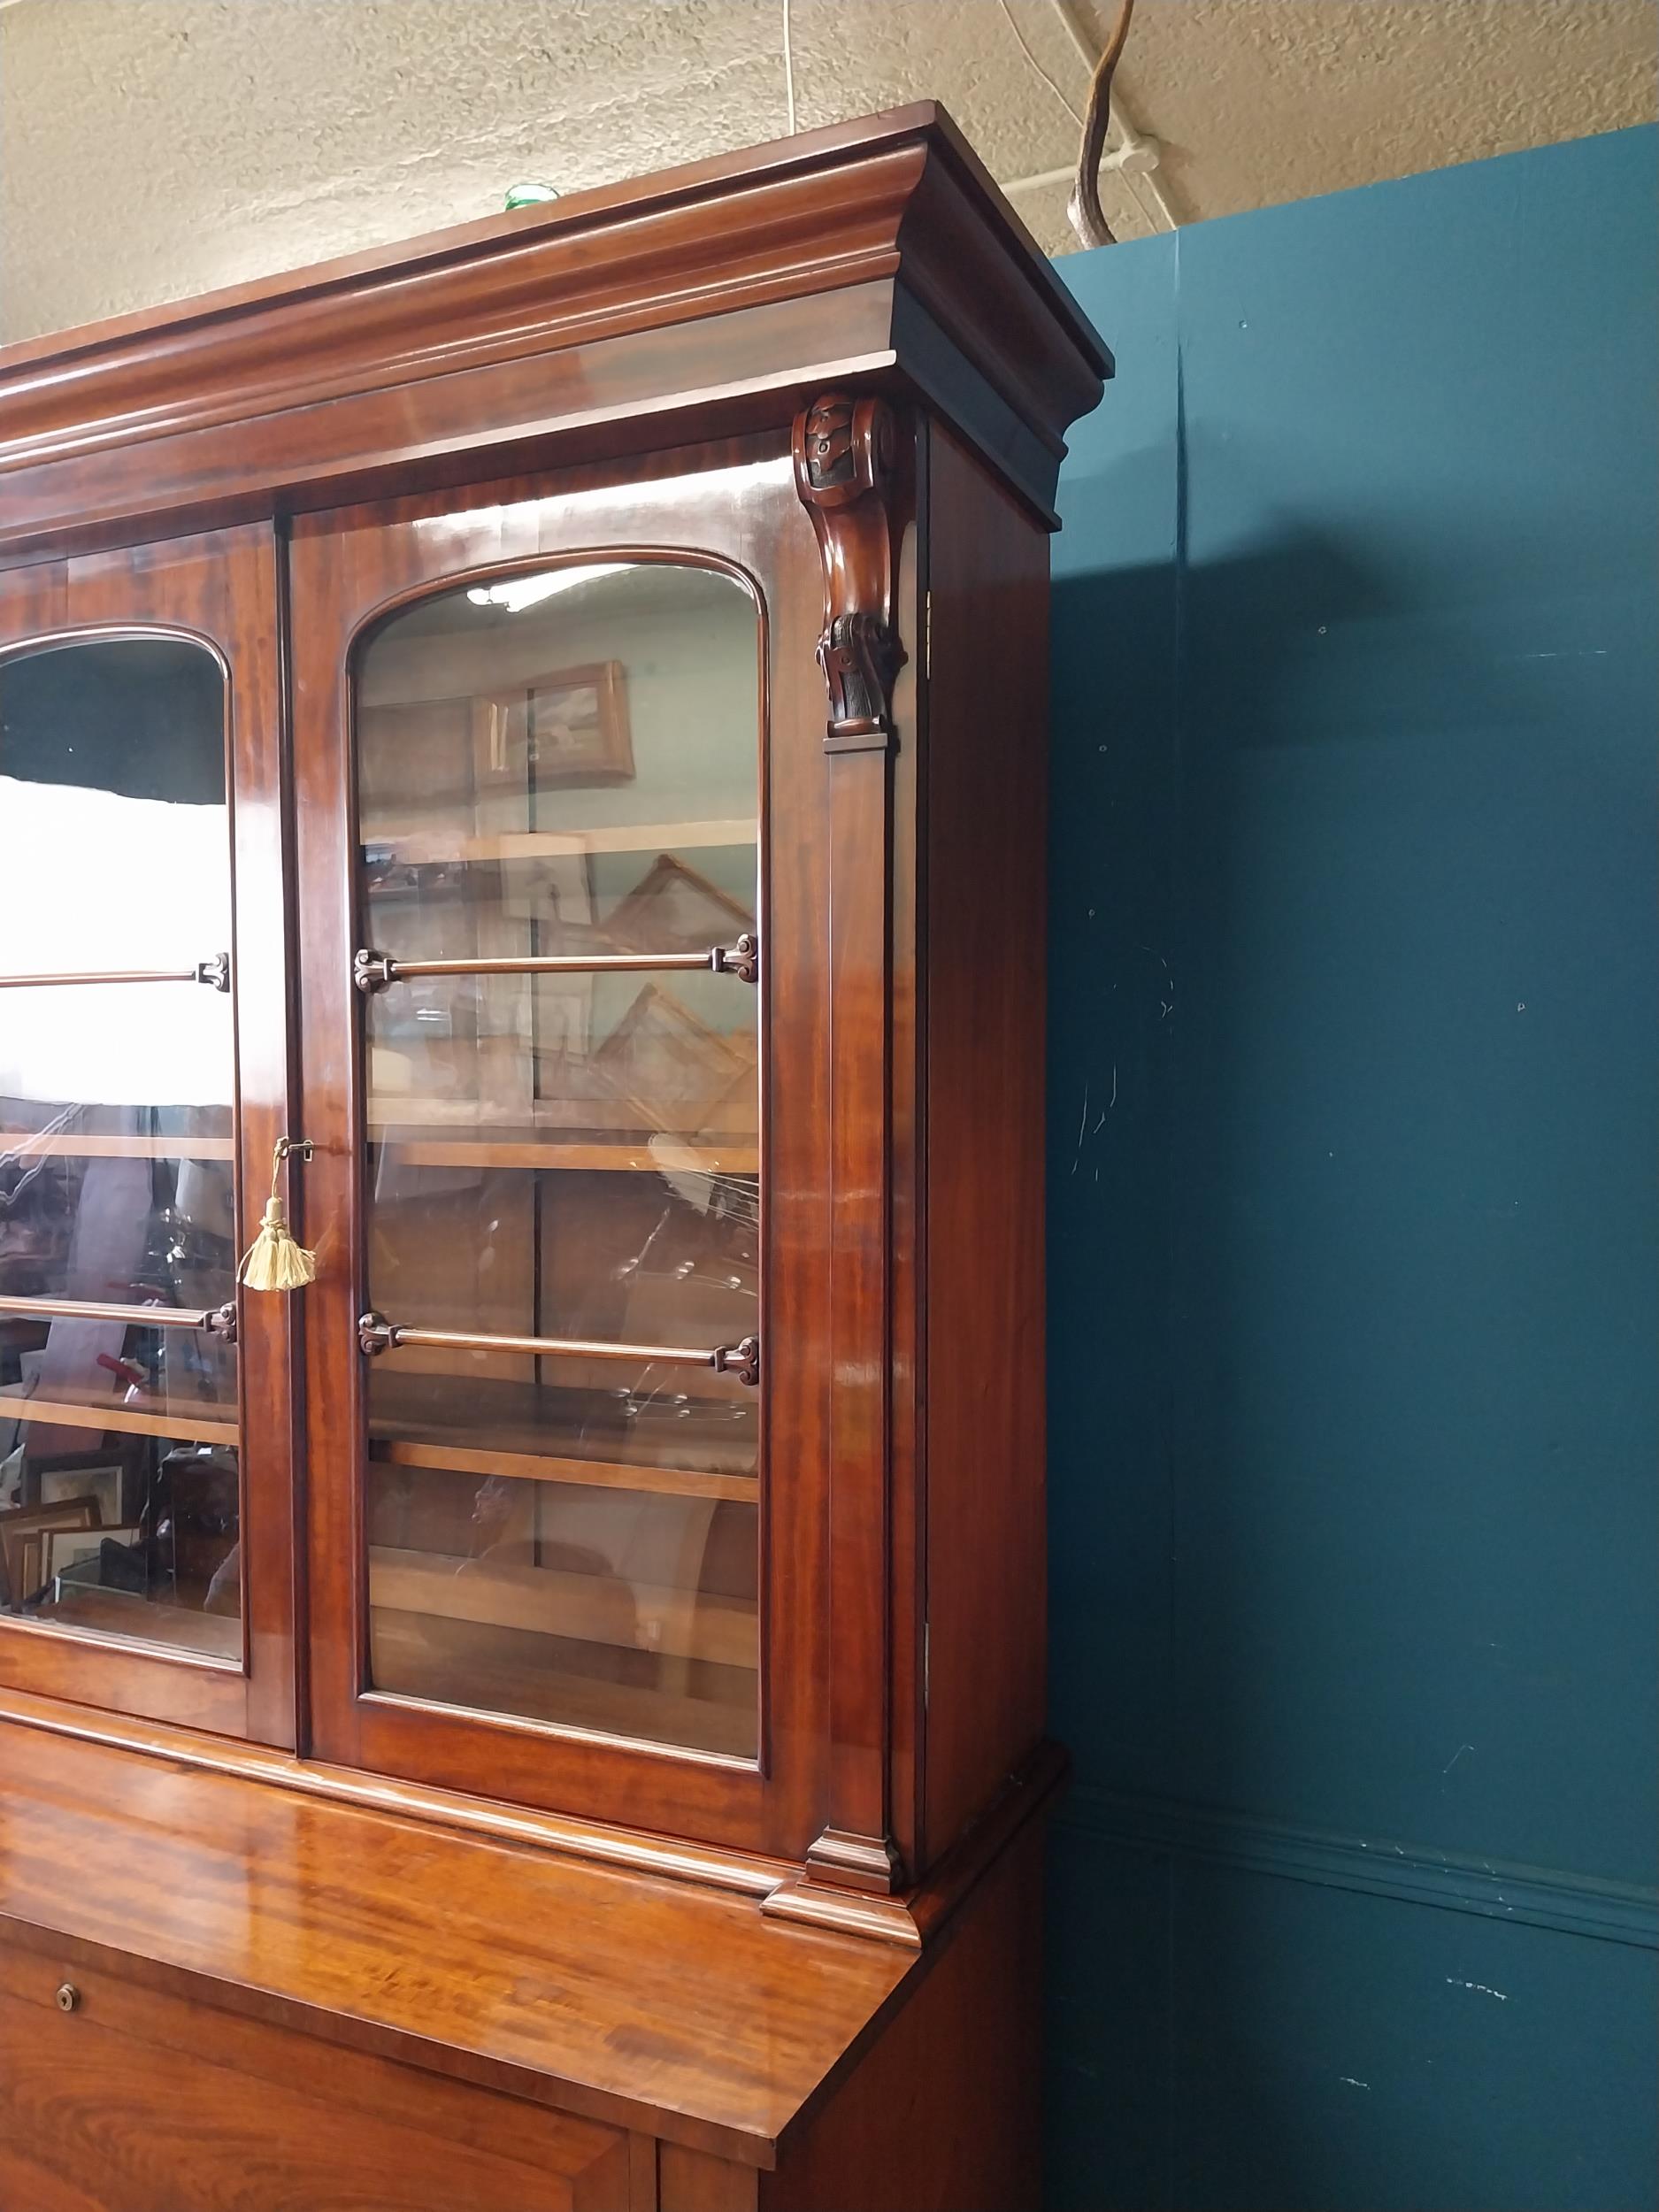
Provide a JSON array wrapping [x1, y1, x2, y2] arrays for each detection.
[[0, 955, 230, 992], [357, 1311, 760, 1387], [353, 935, 758, 992], [0, 1293, 237, 1340]]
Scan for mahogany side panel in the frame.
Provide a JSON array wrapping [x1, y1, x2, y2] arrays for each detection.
[[883, 450, 926, 1884], [791, 395, 913, 1896], [917, 425, 1052, 1866], [761, 1816, 1046, 2212], [812, 741, 896, 1891], [0, 525, 298, 1747]]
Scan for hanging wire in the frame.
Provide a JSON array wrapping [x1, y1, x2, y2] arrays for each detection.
[[997, 0, 1163, 242], [1048, 0, 1177, 230], [781, 0, 797, 134], [997, 0, 1084, 124], [1067, 0, 1137, 247]]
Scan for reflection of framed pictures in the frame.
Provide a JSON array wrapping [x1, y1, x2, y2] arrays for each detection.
[[39, 1463, 124, 1528], [606, 854, 754, 957], [0, 1494, 99, 1606], [534, 978, 597, 1087], [511, 851, 596, 939], [474, 662, 633, 789], [42, 1525, 142, 1586], [592, 984, 751, 1137]]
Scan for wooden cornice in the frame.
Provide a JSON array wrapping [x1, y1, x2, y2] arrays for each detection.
[[0, 104, 1110, 560]]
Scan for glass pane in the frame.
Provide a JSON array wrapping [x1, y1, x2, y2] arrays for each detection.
[[357, 560, 761, 1757], [0, 639, 241, 1655]]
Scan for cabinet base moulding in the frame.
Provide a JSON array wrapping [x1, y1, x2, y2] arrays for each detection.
[[803, 1825, 905, 1896]]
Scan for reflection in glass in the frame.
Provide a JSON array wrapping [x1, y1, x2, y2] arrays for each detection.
[[357, 561, 761, 1755], [0, 640, 241, 1652]]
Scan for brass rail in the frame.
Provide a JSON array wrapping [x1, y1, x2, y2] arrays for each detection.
[[0, 955, 230, 992], [357, 1312, 759, 1387], [353, 935, 758, 992], [0, 1294, 237, 1340]]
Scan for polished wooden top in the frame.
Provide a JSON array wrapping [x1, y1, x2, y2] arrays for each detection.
[[0, 1714, 910, 2165], [0, 103, 1110, 557]]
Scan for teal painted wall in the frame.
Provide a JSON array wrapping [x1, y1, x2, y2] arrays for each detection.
[[1044, 127, 1658, 2212]]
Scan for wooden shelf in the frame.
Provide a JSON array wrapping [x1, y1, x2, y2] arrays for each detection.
[[369, 1134, 758, 1173], [373, 1435, 755, 1504], [0, 1133, 234, 1162], [369, 1545, 757, 1670], [368, 1094, 756, 1139], [7, 1394, 238, 1447], [33, 1584, 242, 1661], [368, 1606, 757, 1758], [365, 819, 757, 866], [368, 1375, 757, 1483]]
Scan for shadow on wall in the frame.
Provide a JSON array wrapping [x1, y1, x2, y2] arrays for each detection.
[[1041, 234, 1659, 2210]]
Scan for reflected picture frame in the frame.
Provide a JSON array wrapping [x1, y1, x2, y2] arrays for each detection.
[[42, 1524, 143, 1588], [604, 852, 755, 957], [591, 982, 751, 1139], [0, 1494, 101, 1608], [474, 660, 634, 789], [39, 1462, 125, 1529]]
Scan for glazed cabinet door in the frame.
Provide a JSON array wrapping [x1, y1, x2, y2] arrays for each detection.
[[0, 526, 298, 1743], [291, 441, 833, 1854]]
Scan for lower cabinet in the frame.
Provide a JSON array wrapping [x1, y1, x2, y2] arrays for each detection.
[[0, 1947, 634, 2212], [0, 1719, 1046, 2212], [0, 1893, 1039, 2212]]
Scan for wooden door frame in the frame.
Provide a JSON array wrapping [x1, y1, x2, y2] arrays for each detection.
[[0, 524, 301, 1745], [289, 433, 849, 1858]]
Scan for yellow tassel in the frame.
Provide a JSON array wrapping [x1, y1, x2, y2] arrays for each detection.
[[238, 1141, 317, 1292], [239, 1195, 318, 1289]]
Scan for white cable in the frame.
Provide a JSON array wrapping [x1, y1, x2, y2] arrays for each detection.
[[997, 0, 1085, 126], [781, 0, 797, 135]]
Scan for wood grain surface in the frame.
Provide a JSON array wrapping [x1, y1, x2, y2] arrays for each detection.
[[0, 1714, 910, 2165]]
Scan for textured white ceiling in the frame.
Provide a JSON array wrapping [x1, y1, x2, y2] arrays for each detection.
[[0, 0, 1652, 345]]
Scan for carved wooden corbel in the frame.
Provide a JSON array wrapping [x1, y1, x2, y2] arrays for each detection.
[[792, 393, 907, 752]]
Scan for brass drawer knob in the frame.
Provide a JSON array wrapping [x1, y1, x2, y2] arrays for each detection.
[[54, 1982, 80, 2014]]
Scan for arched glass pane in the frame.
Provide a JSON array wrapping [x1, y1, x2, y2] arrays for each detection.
[[0, 637, 240, 1655], [356, 562, 761, 1756]]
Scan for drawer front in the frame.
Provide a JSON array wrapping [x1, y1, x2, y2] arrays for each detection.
[[0, 1940, 632, 2212]]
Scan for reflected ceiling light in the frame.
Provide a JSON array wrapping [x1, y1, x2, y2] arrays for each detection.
[[465, 564, 629, 613]]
